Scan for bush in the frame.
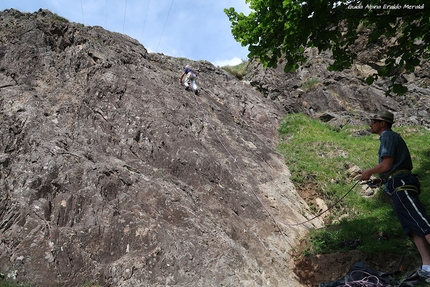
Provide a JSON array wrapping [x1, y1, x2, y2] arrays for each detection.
[[221, 60, 249, 80]]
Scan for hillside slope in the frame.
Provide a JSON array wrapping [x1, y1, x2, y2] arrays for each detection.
[[245, 44, 430, 128], [0, 9, 319, 287]]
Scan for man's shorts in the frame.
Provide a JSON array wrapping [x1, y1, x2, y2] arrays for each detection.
[[389, 174, 430, 237]]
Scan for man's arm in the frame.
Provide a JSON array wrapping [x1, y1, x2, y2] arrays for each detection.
[[360, 156, 394, 181]]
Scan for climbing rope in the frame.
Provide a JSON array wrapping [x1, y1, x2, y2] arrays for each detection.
[[339, 270, 392, 287], [193, 86, 360, 228], [157, 0, 174, 52], [289, 180, 359, 226], [140, 0, 151, 39], [80, 0, 85, 25], [122, 0, 128, 33]]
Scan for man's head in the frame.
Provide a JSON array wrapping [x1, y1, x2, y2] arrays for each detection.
[[369, 110, 394, 134], [371, 110, 394, 123]]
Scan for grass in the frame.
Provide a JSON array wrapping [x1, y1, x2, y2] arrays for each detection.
[[52, 13, 69, 23], [221, 60, 249, 80], [278, 113, 430, 256], [300, 77, 321, 91], [0, 275, 100, 287], [0, 279, 30, 287], [2, 112, 427, 283]]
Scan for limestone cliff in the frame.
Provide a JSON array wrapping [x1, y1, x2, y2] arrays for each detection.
[[2, 7, 429, 287], [0, 9, 317, 287]]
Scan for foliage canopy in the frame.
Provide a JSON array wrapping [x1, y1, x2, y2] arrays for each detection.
[[225, 0, 430, 95]]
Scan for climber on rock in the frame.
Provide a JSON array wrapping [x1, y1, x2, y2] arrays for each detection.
[[179, 65, 199, 95]]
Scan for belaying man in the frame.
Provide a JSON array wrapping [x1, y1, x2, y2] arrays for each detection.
[[179, 65, 199, 94], [360, 110, 430, 283]]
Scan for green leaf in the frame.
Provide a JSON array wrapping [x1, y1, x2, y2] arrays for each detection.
[[224, 0, 430, 96], [392, 84, 408, 95]]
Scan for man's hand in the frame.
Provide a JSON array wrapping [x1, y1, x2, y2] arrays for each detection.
[[360, 169, 373, 181], [366, 178, 382, 188]]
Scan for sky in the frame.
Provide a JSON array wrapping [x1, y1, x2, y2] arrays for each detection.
[[0, 0, 251, 66]]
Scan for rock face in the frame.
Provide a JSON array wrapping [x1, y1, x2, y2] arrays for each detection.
[[1, 7, 429, 287], [0, 9, 318, 287], [245, 49, 430, 129]]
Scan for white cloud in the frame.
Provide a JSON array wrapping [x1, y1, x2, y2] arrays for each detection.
[[213, 57, 244, 67]]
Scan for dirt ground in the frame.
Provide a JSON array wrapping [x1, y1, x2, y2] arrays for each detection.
[[292, 186, 422, 286], [293, 243, 421, 286]]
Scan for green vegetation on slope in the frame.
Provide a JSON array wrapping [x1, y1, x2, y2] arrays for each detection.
[[221, 60, 249, 80], [0, 278, 30, 287], [277, 113, 430, 255]]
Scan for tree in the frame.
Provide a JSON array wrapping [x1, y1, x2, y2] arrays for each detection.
[[225, 0, 429, 95]]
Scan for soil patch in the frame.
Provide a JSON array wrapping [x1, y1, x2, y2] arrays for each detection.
[[292, 186, 422, 286], [293, 247, 421, 286]]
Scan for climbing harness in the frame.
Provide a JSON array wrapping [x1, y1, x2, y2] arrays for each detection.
[[186, 75, 199, 94]]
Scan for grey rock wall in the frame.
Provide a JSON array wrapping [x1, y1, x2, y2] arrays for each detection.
[[0, 9, 316, 287], [245, 49, 430, 129]]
